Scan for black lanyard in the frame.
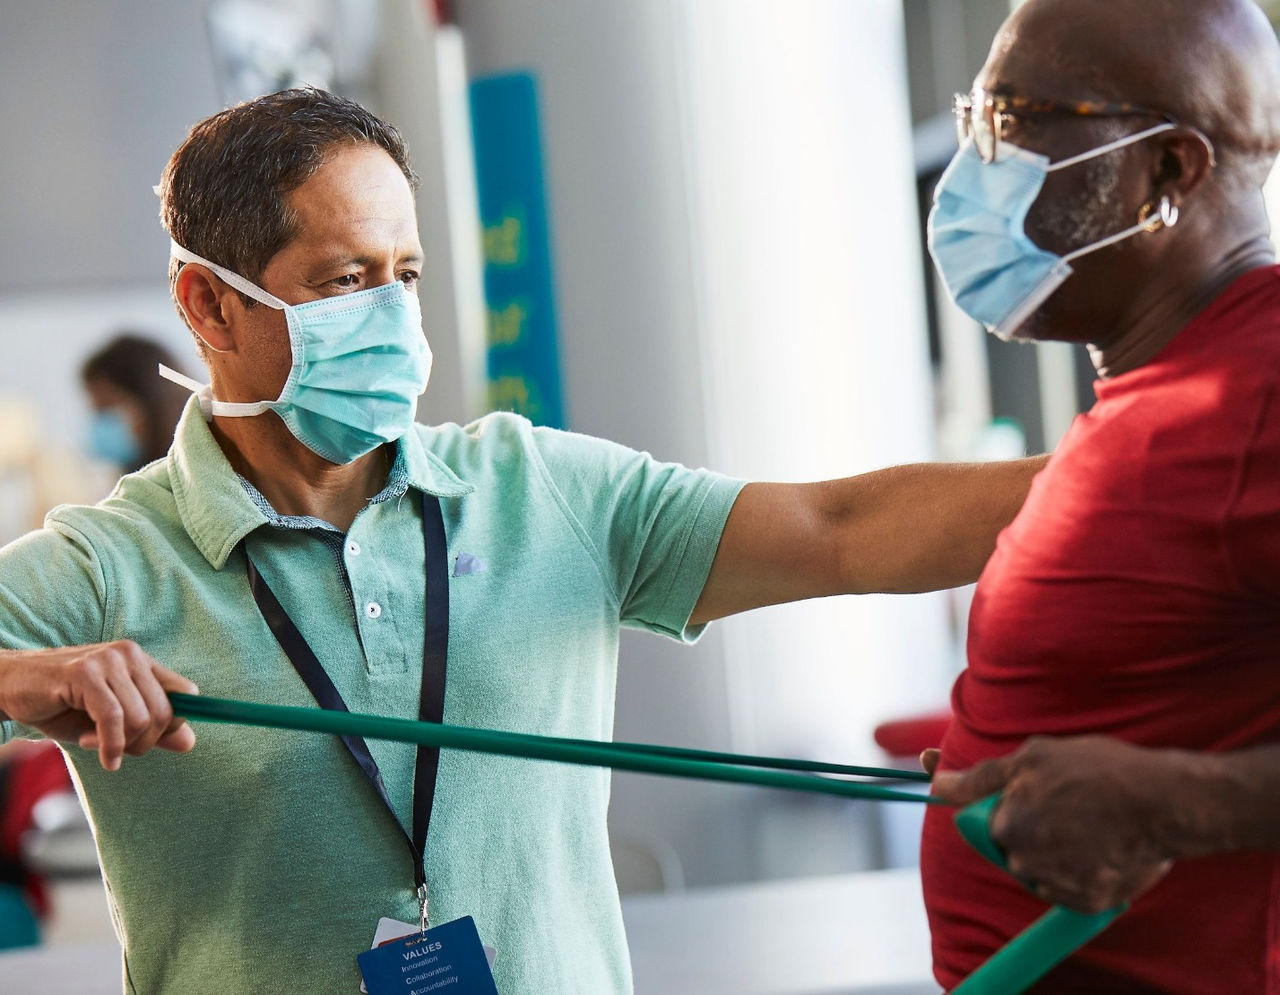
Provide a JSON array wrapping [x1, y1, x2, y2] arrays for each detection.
[[245, 492, 449, 895]]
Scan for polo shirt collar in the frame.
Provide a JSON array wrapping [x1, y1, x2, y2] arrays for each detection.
[[167, 398, 474, 570]]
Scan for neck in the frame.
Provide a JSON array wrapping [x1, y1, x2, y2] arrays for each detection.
[[210, 416, 391, 532], [1089, 234, 1275, 380]]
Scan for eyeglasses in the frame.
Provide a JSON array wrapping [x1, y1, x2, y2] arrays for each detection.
[[953, 89, 1177, 163]]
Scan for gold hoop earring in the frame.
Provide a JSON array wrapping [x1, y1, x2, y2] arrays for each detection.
[[1139, 195, 1179, 233]]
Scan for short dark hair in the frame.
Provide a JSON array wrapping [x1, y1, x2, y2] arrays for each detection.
[[159, 87, 418, 319], [82, 333, 190, 469]]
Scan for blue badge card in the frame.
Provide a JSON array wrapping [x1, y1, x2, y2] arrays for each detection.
[[357, 916, 498, 995]]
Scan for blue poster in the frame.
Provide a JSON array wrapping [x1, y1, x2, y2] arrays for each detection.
[[469, 72, 566, 429]]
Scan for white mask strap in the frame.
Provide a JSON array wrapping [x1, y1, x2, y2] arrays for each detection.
[[157, 363, 207, 396], [169, 240, 289, 310], [1061, 218, 1152, 265], [1046, 122, 1176, 173], [158, 364, 272, 419]]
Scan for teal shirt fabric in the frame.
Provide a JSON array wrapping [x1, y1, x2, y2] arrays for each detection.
[[0, 401, 744, 994]]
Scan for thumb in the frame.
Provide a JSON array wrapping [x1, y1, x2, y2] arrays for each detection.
[[932, 755, 1016, 807], [920, 748, 942, 776]]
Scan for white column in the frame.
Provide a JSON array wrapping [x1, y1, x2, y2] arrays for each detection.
[[672, 0, 951, 762]]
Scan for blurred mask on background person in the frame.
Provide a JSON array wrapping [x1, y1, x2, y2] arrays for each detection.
[[86, 406, 142, 469], [82, 334, 190, 473]]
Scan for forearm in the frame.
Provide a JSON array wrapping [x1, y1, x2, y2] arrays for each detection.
[[1156, 743, 1280, 858], [828, 454, 1049, 594], [0, 650, 24, 721], [692, 454, 1047, 624]]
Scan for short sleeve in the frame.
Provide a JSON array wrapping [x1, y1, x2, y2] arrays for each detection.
[[0, 522, 109, 744], [528, 426, 745, 641]]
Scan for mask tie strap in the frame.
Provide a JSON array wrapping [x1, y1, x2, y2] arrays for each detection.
[[169, 241, 289, 310], [158, 364, 273, 420]]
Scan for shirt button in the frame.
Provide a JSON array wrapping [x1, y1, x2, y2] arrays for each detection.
[[365, 602, 382, 619], [347, 540, 362, 557]]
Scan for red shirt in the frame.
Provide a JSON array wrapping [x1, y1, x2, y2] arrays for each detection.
[[923, 266, 1280, 993]]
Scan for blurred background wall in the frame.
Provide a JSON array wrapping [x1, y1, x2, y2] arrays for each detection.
[[4, 0, 1280, 907]]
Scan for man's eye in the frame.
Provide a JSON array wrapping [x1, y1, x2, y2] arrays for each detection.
[[332, 274, 360, 289], [399, 272, 420, 288]]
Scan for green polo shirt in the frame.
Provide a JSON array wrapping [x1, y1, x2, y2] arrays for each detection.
[[0, 401, 744, 994]]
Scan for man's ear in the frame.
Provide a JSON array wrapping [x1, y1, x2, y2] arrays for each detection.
[[173, 264, 240, 353], [1151, 128, 1217, 209]]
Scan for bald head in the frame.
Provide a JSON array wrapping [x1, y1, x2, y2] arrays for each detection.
[[986, 0, 1280, 186]]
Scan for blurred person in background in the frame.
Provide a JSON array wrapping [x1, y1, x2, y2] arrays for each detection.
[[81, 334, 188, 473]]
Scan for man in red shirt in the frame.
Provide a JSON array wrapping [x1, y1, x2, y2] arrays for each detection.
[[923, 0, 1280, 990]]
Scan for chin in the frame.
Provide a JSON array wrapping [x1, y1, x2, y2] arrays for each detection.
[[991, 319, 1042, 344], [1000, 309, 1087, 346]]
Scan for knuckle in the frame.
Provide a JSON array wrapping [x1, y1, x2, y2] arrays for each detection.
[[97, 701, 123, 723], [1021, 736, 1051, 759]]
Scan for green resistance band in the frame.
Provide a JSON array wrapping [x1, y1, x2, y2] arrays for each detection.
[[951, 794, 1125, 994], [168, 693, 1125, 993], [169, 693, 932, 803]]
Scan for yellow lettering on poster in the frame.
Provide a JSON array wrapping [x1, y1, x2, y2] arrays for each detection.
[[483, 211, 526, 268], [487, 300, 530, 347]]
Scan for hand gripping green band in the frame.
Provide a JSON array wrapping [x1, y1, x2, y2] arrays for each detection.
[[951, 793, 1126, 994], [167, 694, 1127, 993]]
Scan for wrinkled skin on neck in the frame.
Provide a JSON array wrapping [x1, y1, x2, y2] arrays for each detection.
[[979, 0, 1280, 376]]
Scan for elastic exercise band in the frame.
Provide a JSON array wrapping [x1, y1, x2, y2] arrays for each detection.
[[168, 693, 1125, 994], [169, 693, 934, 803], [951, 794, 1124, 994]]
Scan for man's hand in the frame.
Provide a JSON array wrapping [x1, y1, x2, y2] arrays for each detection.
[[925, 737, 1175, 914], [0, 642, 198, 771]]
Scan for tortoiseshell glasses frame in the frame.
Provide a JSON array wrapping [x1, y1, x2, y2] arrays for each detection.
[[953, 89, 1177, 163]]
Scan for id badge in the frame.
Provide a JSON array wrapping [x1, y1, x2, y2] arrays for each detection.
[[358, 916, 498, 995]]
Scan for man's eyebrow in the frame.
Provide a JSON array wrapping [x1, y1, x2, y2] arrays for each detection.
[[308, 251, 425, 271]]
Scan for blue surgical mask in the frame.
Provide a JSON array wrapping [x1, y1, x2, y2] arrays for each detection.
[[162, 241, 432, 465], [88, 407, 142, 469], [927, 123, 1176, 340]]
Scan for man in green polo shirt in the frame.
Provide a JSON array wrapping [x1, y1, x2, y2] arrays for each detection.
[[0, 89, 1043, 993]]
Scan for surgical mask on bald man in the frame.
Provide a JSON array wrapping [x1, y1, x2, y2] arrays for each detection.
[[161, 242, 432, 465], [927, 124, 1176, 340]]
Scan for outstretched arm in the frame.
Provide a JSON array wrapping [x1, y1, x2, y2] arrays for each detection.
[[690, 455, 1048, 625]]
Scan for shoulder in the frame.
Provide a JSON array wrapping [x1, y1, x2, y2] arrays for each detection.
[[414, 413, 652, 483], [43, 459, 185, 561]]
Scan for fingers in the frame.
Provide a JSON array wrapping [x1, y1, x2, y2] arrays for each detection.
[[108, 666, 160, 759], [1007, 860, 1170, 914], [920, 748, 941, 776], [932, 754, 1016, 807], [156, 718, 197, 754], [152, 662, 199, 697], [77, 643, 198, 770], [151, 663, 199, 753], [79, 673, 127, 772]]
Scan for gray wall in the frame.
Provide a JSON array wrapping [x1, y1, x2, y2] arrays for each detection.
[[0, 1, 222, 294]]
